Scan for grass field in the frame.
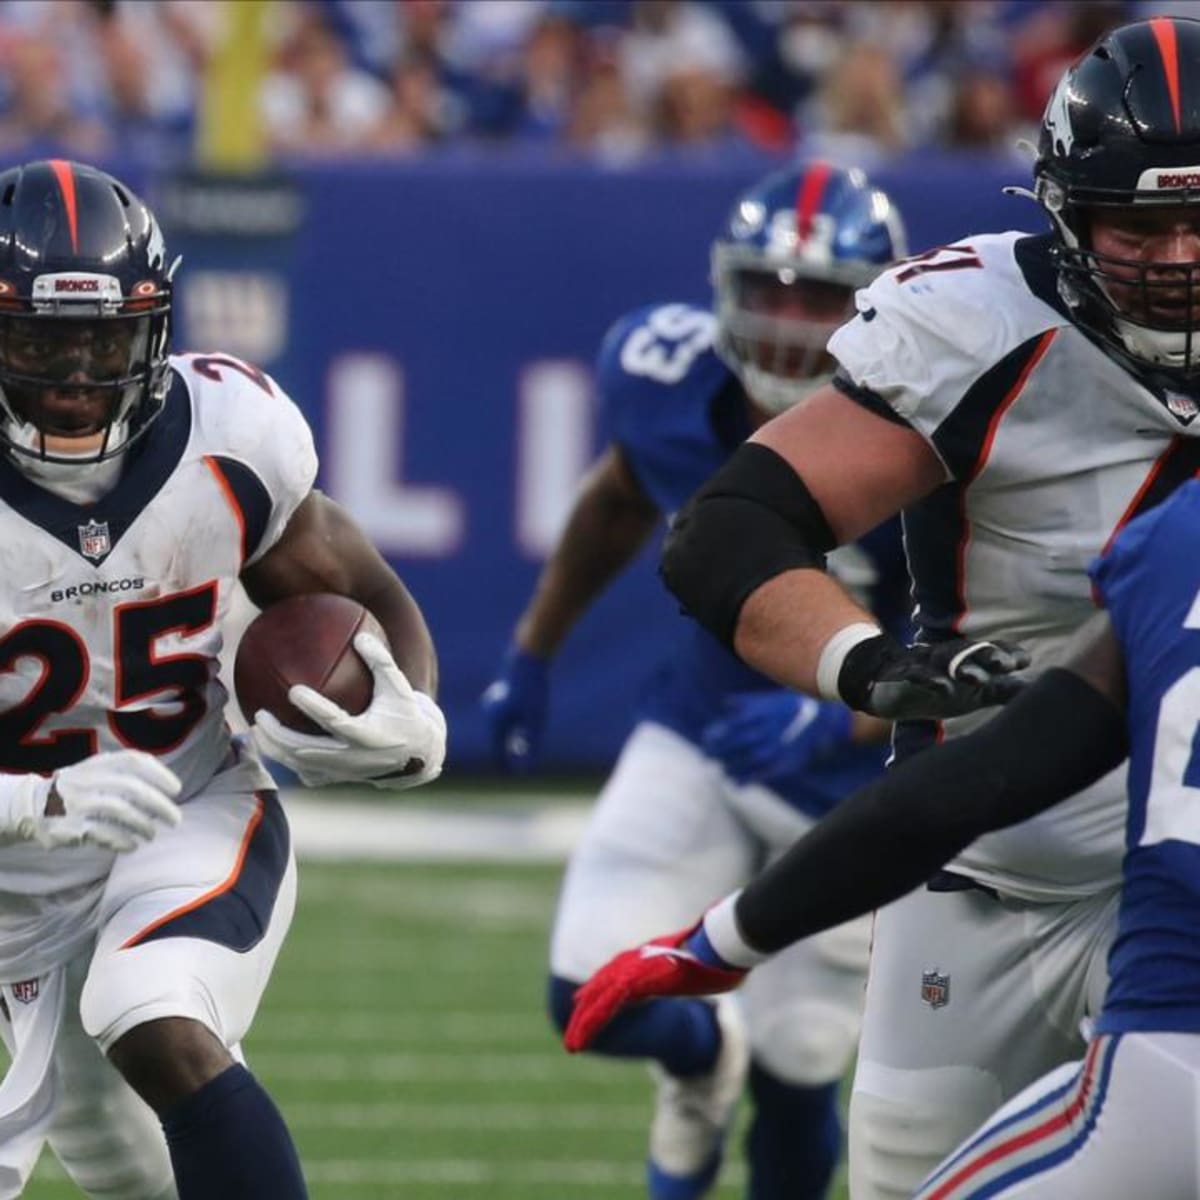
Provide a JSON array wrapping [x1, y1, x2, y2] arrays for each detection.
[[22, 854, 851, 1198]]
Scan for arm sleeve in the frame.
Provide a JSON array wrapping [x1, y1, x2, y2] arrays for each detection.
[[734, 668, 1128, 952]]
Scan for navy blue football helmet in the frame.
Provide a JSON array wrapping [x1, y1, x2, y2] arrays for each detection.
[[711, 162, 907, 412], [1033, 17, 1200, 389], [0, 159, 177, 467]]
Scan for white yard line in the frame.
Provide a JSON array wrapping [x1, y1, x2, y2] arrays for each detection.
[[281, 1101, 648, 1130], [282, 791, 591, 863], [254, 1011, 547, 1041], [251, 1050, 631, 1083], [304, 1160, 747, 1188], [36, 1157, 746, 1189]]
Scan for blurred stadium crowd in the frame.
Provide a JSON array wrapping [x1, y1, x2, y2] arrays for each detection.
[[0, 0, 1176, 168]]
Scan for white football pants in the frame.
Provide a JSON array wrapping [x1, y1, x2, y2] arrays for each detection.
[[0, 782, 296, 1199], [551, 721, 870, 1085], [848, 882, 1118, 1199], [912, 1031, 1200, 1199]]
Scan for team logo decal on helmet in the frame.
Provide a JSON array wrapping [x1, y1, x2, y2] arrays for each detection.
[[0, 159, 179, 468], [1028, 17, 1200, 394], [711, 161, 907, 414]]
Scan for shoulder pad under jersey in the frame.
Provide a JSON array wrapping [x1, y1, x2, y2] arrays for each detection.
[[171, 352, 318, 563], [829, 232, 1068, 444]]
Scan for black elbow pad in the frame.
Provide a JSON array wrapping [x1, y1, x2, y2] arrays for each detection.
[[660, 442, 836, 647]]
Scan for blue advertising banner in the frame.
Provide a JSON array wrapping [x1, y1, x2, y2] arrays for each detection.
[[160, 153, 1046, 771]]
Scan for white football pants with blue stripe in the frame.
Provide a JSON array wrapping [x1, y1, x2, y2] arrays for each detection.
[[912, 1032, 1200, 1198]]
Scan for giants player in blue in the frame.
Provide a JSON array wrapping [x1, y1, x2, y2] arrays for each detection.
[[483, 165, 913, 1199], [565, 472, 1200, 1199]]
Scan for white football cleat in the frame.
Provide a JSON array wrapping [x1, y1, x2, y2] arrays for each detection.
[[646, 993, 750, 1198]]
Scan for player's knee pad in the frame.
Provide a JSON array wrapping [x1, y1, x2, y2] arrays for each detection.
[[747, 999, 860, 1086], [546, 973, 578, 1036], [81, 942, 223, 1054], [848, 1067, 1002, 1200]]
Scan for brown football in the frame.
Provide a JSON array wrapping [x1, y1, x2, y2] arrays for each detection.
[[234, 593, 384, 735]]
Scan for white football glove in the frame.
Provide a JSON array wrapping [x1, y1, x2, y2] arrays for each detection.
[[0, 750, 182, 853], [252, 632, 447, 790]]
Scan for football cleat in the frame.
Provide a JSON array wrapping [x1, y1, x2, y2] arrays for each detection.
[[646, 993, 750, 1199]]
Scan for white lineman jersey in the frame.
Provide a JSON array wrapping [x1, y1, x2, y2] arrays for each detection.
[[830, 231, 1200, 898], [0, 352, 317, 905]]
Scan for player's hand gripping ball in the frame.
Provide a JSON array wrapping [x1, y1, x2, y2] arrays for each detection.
[[238, 593, 446, 790], [234, 593, 382, 735]]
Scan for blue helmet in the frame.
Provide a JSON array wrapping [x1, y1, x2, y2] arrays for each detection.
[[711, 162, 907, 412]]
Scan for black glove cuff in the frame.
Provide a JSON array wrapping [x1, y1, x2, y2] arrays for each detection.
[[836, 634, 899, 711]]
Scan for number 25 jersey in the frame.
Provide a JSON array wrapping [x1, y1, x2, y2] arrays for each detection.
[[0, 352, 317, 893]]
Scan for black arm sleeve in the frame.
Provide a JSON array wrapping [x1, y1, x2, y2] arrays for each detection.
[[659, 442, 836, 647], [735, 668, 1128, 953]]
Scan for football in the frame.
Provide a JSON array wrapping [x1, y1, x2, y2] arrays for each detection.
[[234, 593, 384, 735]]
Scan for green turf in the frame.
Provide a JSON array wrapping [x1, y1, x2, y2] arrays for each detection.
[[23, 861, 851, 1198]]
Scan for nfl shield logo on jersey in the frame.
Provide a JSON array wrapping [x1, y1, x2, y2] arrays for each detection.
[[920, 969, 950, 1010], [78, 519, 110, 561], [11, 979, 38, 1004], [1165, 392, 1200, 424]]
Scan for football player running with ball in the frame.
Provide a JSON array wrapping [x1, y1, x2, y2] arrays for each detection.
[[643, 16, 1200, 1199], [0, 160, 445, 1199], [483, 164, 1007, 1200], [567, 474, 1200, 1199]]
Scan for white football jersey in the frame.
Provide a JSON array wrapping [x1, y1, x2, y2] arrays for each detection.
[[0, 352, 317, 904], [830, 232, 1200, 899]]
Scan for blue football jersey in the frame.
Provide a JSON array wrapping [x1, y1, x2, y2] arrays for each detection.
[[1090, 478, 1200, 1034], [597, 302, 909, 817]]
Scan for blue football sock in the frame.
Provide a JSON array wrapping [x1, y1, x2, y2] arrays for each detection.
[[548, 973, 721, 1077], [161, 1063, 308, 1199], [745, 1064, 840, 1200]]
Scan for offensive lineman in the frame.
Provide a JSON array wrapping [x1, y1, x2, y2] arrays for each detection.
[[565, 470, 1200, 1200], [484, 165, 991, 1199], [0, 160, 447, 1198], [648, 17, 1200, 1199]]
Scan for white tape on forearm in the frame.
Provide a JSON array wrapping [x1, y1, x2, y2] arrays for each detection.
[[703, 891, 772, 969], [815, 622, 882, 701]]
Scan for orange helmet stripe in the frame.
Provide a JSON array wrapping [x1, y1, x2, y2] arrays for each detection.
[[1150, 16, 1182, 133], [46, 159, 79, 253]]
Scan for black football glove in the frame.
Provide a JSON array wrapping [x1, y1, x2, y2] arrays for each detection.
[[837, 635, 1030, 720]]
